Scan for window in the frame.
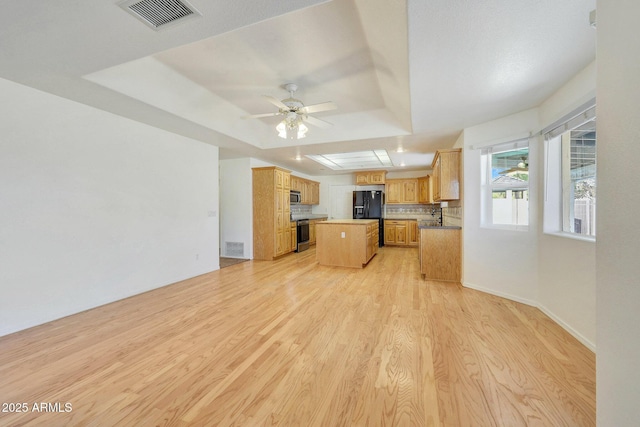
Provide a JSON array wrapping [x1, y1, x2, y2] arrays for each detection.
[[481, 140, 529, 229], [543, 104, 596, 238]]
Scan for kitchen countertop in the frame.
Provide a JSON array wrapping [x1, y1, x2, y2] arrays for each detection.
[[385, 217, 419, 221], [418, 225, 462, 229], [291, 214, 329, 221], [318, 219, 378, 225]]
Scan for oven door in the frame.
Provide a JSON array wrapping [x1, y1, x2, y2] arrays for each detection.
[[296, 219, 310, 252]]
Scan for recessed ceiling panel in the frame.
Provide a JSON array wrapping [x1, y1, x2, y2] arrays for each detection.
[[306, 150, 393, 170]]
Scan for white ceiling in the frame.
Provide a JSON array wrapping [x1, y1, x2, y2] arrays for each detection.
[[0, 0, 596, 175]]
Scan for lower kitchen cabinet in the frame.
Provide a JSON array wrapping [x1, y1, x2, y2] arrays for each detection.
[[419, 227, 461, 282], [384, 219, 418, 246], [309, 217, 327, 245], [290, 221, 297, 252]]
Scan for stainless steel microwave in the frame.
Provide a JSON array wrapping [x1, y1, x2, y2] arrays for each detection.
[[290, 190, 302, 204]]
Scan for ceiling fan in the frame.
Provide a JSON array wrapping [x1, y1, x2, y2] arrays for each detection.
[[243, 83, 337, 139]]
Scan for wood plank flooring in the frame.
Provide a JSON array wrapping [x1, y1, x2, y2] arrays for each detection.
[[0, 247, 595, 426]]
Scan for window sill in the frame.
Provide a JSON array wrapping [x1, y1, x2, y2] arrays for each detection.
[[543, 231, 596, 243], [481, 224, 529, 232]]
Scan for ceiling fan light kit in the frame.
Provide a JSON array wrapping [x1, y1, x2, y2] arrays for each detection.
[[244, 83, 337, 140]]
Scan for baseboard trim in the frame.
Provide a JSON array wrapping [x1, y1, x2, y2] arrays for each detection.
[[463, 281, 538, 307], [463, 281, 596, 353], [537, 303, 596, 352]]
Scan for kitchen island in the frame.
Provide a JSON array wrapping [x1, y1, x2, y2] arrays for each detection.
[[316, 219, 379, 268], [419, 225, 461, 282]]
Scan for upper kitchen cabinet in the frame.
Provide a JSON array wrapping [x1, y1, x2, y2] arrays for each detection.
[[355, 170, 387, 185], [418, 176, 434, 204], [385, 179, 419, 204], [291, 176, 320, 205], [253, 166, 293, 260], [431, 148, 461, 201]]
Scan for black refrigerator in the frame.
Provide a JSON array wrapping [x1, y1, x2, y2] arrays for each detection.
[[353, 190, 384, 247]]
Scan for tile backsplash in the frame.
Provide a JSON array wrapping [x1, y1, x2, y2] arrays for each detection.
[[291, 205, 312, 216], [385, 204, 441, 222], [442, 206, 462, 227]]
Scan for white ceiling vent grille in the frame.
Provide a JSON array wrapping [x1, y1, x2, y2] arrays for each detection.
[[119, 0, 202, 31]]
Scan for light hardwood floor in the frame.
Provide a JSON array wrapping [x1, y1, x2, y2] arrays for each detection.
[[0, 247, 595, 426]]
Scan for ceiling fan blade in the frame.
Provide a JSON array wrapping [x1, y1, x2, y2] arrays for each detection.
[[262, 95, 289, 110], [303, 115, 333, 128], [243, 112, 280, 119], [301, 101, 337, 114]]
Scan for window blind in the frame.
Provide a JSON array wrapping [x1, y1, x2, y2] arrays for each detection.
[[542, 104, 596, 140], [480, 138, 529, 155]]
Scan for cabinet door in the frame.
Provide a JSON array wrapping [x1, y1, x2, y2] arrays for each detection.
[[302, 181, 310, 204], [355, 173, 369, 185], [283, 225, 291, 253], [275, 170, 284, 189], [418, 177, 428, 204], [403, 180, 418, 203], [439, 151, 460, 200], [385, 181, 402, 204], [396, 224, 407, 245], [309, 220, 316, 244], [283, 172, 291, 190], [291, 177, 300, 192], [409, 221, 418, 246], [433, 157, 441, 201], [291, 223, 297, 251], [311, 182, 320, 205], [369, 171, 386, 184], [384, 224, 396, 245]]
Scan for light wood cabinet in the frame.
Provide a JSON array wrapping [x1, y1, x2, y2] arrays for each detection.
[[431, 149, 461, 201], [291, 176, 320, 205], [403, 180, 418, 203], [385, 180, 402, 204], [409, 220, 419, 245], [385, 179, 419, 204], [309, 217, 327, 245], [310, 182, 320, 205], [366, 221, 379, 262], [316, 219, 378, 268], [253, 166, 292, 260], [384, 219, 418, 246], [355, 170, 387, 185], [418, 176, 434, 204], [291, 222, 297, 252], [420, 227, 461, 282]]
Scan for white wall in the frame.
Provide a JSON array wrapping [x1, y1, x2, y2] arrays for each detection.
[[0, 78, 220, 337], [459, 61, 598, 350], [596, 2, 640, 423], [537, 61, 597, 349], [461, 109, 540, 305], [219, 158, 252, 258]]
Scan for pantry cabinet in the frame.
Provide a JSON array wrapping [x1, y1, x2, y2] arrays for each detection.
[[253, 166, 292, 260]]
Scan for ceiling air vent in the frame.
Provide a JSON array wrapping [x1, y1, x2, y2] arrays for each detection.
[[119, 0, 202, 31]]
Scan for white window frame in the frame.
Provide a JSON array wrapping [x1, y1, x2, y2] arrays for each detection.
[[542, 102, 596, 241], [480, 139, 530, 231]]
